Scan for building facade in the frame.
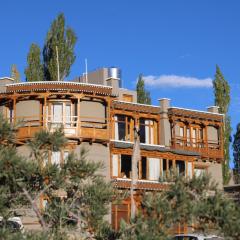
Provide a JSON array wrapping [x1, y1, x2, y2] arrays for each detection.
[[0, 70, 224, 230]]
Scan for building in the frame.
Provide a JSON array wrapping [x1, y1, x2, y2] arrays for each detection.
[[0, 69, 224, 230]]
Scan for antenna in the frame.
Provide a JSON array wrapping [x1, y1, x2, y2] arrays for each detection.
[[85, 58, 88, 83], [56, 46, 60, 81]]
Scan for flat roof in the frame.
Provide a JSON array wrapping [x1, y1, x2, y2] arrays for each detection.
[[170, 106, 224, 116]]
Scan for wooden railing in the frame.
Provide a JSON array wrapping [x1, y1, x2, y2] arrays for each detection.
[[13, 115, 109, 141], [111, 178, 169, 191], [171, 137, 223, 160]]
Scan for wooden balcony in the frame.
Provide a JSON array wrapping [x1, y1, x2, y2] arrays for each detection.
[[14, 115, 109, 142], [111, 178, 170, 191], [170, 137, 223, 160]]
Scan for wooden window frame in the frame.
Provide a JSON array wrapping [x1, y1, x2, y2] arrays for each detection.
[[113, 115, 134, 142], [139, 118, 158, 145]]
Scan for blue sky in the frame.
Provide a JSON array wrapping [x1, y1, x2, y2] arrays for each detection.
[[0, 0, 240, 165]]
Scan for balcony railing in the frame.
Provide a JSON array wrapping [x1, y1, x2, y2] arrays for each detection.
[[171, 137, 223, 160], [13, 115, 109, 141], [111, 178, 170, 191]]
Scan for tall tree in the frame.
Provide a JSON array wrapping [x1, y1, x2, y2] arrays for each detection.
[[11, 64, 21, 83], [213, 65, 231, 185], [136, 74, 151, 105], [25, 43, 44, 82], [233, 123, 240, 184], [43, 13, 77, 81]]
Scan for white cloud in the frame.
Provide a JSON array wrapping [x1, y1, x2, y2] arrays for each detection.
[[143, 75, 213, 88]]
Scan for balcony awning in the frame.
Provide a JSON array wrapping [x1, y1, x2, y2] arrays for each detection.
[[111, 140, 200, 157], [3, 81, 114, 96]]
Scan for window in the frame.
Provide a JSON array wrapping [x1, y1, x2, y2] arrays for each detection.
[[122, 94, 133, 102], [187, 161, 193, 178], [194, 168, 206, 177], [162, 159, 173, 179], [51, 151, 61, 166], [162, 159, 167, 179], [174, 237, 198, 240], [169, 160, 173, 173], [180, 127, 184, 137], [186, 127, 190, 146], [179, 126, 184, 146], [44, 150, 70, 167], [192, 128, 197, 147], [140, 157, 147, 179], [63, 151, 69, 163], [7, 105, 14, 123], [191, 126, 204, 148], [176, 160, 185, 176], [148, 158, 160, 180], [177, 124, 204, 148], [51, 103, 63, 125], [65, 104, 71, 127], [112, 154, 119, 177], [121, 155, 132, 178], [139, 118, 155, 144], [114, 115, 133, 141], [80, 100, 106, 126], [50, 102, 74, 128]]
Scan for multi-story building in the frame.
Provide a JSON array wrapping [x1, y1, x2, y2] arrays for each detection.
[[0, 69, 224, 230]]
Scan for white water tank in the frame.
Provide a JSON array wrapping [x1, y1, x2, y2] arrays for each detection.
[[107, 67, 122, 87], [108, 67, 121, 79]]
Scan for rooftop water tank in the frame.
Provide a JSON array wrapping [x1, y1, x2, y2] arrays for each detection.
[[107, 67, 122, 87]]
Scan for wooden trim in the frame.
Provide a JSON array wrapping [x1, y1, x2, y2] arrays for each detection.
[[13, 97, 16, 124]]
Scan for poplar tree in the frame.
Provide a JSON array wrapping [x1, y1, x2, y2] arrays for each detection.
[[136, 74, 151, 105], [11, 64, 21, 83], [213, 65, 231, 185], [233, 123, 240, 183], [43, 13, 77, 81], [25, 43, 44, 82]]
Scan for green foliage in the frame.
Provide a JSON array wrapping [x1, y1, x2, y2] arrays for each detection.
[[11, 64, 21, 83], [0, 230, 68, 240], [233, 123, 240, 183], [25, 43, 44, 82], [213, 65, 230, 113], [0, 113, 17, 145], [43, 150, 114, 232], [0, 146, 32, 215], [43, 13, 77, 81], [0, 113, 113, 238], [116, 174, 240, 240], [136, 74, 151, 105], [213, 65, 231, 184], [28, 127, 67, 161]]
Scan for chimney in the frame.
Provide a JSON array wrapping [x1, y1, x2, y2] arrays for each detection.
[[158, 98, 171, 146], [207, 106, 219, 114], [159, 98, 171, 112], [106, 77, 120, 96]]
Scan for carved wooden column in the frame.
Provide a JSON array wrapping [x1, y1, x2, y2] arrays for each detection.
[[13, 97, 16, 124], [170, 117, 176, 148], [204, 123, 208, 150], [219, 123, 224, 159], [130, 112, 140, 142], [106, 96, 111, 139], [77, 96, 81, 137], [43, 95, 47, 129]]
